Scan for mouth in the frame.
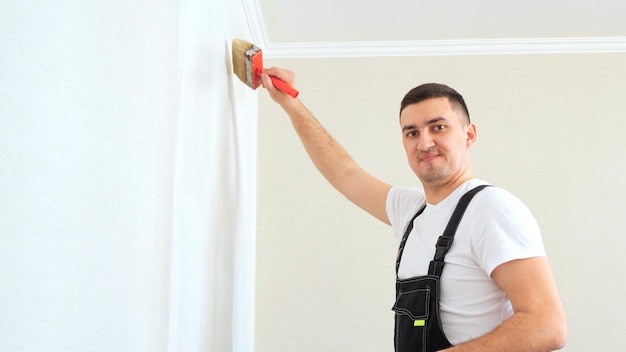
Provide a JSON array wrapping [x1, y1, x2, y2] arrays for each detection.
[[419, 152, 440, 163]]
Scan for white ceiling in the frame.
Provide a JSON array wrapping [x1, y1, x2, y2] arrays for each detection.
[[246, 0, 626, 58]]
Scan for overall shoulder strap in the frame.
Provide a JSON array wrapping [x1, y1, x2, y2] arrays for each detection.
[[395, 204, 426, 276], [428, 184, 491, 276]]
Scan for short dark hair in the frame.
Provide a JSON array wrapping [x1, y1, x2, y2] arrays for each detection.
[[399, 83, 470, 123]]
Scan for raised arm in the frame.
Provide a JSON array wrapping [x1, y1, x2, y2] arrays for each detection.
[[261, 67, 392, 225]]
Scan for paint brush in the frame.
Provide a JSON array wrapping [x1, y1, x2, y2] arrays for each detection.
[[231, 38, 299, 98]]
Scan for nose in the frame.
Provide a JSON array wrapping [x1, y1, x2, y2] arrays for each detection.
[[417, 130, 435, 150]]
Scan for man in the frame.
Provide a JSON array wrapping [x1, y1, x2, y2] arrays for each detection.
[[261, 67, 567, 351]]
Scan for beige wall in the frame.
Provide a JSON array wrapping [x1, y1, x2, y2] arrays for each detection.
[[257, 54, 626, 351]]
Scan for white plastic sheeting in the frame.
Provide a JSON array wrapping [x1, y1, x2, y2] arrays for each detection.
[[169, 0, 257, 350], [0, 0, 256, 351]]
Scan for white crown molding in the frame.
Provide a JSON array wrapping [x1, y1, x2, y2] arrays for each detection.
[[241, 0, 269, 48], [263, 37, 626, 59], [242, 1, 626, 58]]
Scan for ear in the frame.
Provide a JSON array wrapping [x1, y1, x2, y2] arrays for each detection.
[[466, 123, 477, 148]]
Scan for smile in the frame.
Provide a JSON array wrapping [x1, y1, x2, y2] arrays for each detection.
[[419, 153, 440, 162]]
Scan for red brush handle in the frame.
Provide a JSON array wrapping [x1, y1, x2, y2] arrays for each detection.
[[270, 75, 299, 98]]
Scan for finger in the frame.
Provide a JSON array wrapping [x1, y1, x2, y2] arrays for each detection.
[[261, 72, 274, 90], [264, 67, 295, 86], [264, 66, 279, 76]]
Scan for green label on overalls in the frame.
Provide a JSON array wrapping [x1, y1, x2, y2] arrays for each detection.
[[414, 319, 425, 327]]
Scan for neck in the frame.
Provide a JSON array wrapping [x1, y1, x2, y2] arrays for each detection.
[[422, 167, 473, 205]]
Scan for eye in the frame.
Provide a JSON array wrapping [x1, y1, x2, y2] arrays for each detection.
[[433, 125, 446, 132], [406, 130, 418, 137]]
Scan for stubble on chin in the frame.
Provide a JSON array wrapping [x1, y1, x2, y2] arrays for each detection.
[[418, 165, 450, 185]]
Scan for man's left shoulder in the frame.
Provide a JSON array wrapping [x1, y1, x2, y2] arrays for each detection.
[[470, 185, 534, 218]]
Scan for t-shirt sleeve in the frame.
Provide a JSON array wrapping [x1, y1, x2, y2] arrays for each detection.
[[386, 186, 427, 240], [471, 188, 547, 276]]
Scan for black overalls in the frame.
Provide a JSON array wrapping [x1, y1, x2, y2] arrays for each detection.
[[392, 185, 489, 352]]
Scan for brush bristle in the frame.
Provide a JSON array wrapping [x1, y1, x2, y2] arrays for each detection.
[[232, 39, 254, 86]]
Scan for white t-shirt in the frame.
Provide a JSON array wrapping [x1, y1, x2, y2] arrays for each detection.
[[386, 179, 546, 345]]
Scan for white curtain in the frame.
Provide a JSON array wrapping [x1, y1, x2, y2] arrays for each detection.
[[0, 0, 256, 351]]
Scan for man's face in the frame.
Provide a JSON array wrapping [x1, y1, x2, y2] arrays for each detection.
[[399, 97, 476, 187]]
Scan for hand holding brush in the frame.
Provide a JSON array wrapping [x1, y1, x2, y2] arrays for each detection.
[[231, 39, 299, 98], [261, 67, 301, 107]]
